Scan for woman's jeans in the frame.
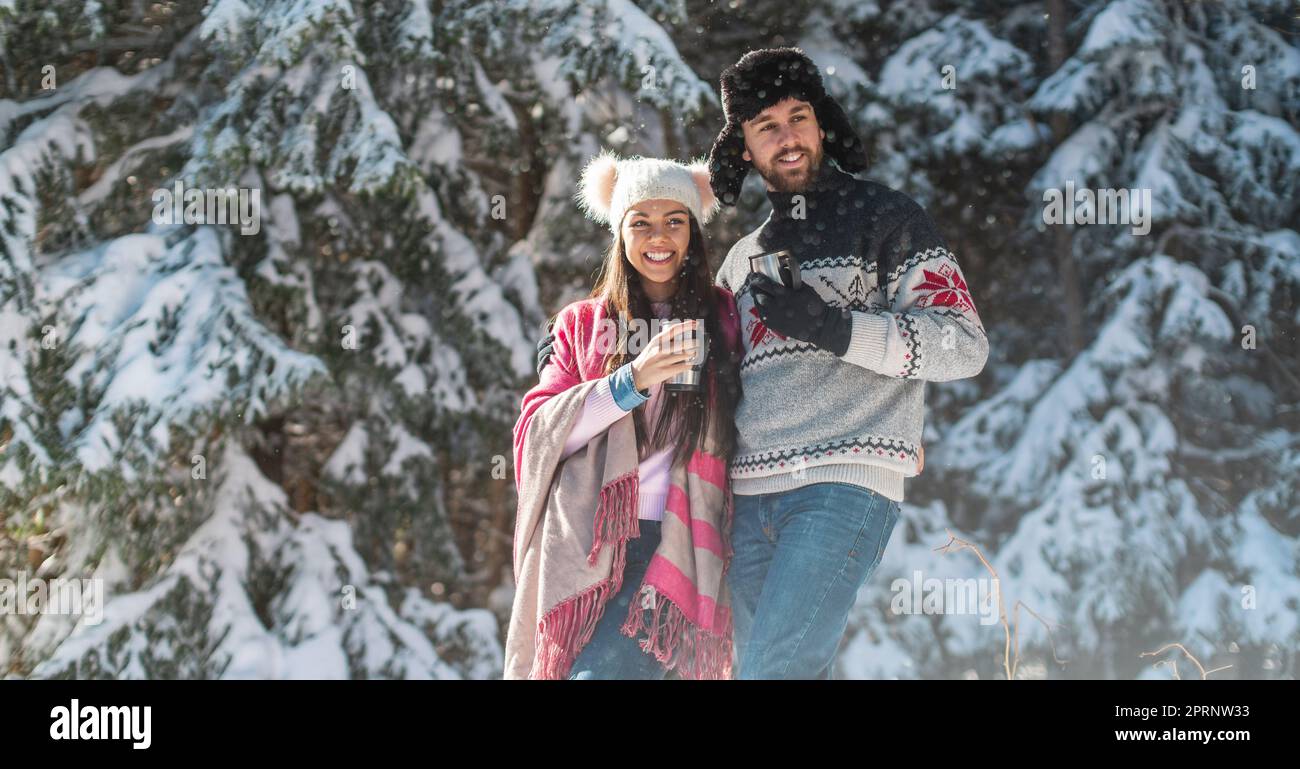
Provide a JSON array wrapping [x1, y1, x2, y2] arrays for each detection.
[[568, 519, 668, 680], [726, 482, 900, 679]]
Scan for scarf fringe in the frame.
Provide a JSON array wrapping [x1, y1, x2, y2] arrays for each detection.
[[529, 449, 735, 680], [530, 576, 615, 680], [588, 470, 639, 566], [620, 584, 734, 680], [530, 471, 640, 679]]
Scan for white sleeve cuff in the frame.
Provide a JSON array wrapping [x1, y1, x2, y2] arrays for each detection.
[[839, 310, 892, 373], [590, 376, 631, 418]]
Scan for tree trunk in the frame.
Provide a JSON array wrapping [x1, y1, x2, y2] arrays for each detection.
[[1047, 0, 1085, 357]]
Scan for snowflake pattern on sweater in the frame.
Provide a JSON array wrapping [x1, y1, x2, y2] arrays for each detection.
[[715, 162, 988, 494]]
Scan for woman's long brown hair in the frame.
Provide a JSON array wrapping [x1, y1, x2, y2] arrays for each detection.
[[590, 214, 740, 462]]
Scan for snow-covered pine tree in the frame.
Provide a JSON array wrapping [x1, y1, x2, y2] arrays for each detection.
[[4, 0, 1292, 681], [1, 0, 728, 678], [833, 0, 1300, 678], [448, 0, 718, 303], [0, 0, 533, 678]]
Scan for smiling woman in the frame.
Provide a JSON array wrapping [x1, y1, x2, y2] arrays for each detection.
[[621, 199, 693, 301], [506, 152, 744, 680]]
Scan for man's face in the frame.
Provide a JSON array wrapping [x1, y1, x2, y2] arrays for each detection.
[[740, 97, 826, 192]]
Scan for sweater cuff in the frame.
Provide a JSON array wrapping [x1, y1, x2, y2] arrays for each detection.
[[587, 376, 630, 421], [839, 310, 891, 373], [609, 362, 650, 411]]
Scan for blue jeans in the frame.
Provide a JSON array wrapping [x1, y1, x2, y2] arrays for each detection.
[[568, 519, 668, 680], [727, 482, 900, 679]]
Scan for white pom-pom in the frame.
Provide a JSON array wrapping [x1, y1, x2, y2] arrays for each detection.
[[576, 150, 620, 223], [687, 160, 719, 224]]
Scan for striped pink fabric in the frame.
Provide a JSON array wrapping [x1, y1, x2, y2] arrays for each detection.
[[506, 287, 741, 679]]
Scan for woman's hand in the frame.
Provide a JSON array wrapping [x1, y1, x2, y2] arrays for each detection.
[[630, 320, 701, 392]]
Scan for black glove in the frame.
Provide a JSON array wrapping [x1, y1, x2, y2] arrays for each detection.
[[749, 272, 853, 356], [535, 330, 556, 376]]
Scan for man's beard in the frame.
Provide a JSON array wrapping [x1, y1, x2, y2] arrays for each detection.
[[754, 145, 824, 192]]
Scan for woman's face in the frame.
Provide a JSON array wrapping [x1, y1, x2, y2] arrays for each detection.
[[620, 198, 691, 296]]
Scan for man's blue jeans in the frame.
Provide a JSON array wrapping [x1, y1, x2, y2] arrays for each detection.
[[568, 519, 668, 680], [727, 482, 901, 679]]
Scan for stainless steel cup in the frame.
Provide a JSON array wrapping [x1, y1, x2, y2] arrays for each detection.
[[748, 249, 802, 289], [663, 320, 709, 392]]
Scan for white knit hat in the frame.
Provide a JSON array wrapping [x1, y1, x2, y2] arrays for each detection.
[[575, 150, 719, 232]]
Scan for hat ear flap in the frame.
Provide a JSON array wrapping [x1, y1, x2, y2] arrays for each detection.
[[814, 96, 867, 174], [687, 160, 719, 224], [577, 150, 620, 223], [707, 123, 748, 207]]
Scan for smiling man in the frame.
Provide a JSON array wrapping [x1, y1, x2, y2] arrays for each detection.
[[708, 47, 989, 679], [743, 101, 823, 190]]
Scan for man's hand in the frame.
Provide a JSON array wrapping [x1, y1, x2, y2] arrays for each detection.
[[749, 272, 852, 356], [535, 330, 556, 376]]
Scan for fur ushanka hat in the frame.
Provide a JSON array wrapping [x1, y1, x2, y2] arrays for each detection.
[[707, 47, 867, 206]]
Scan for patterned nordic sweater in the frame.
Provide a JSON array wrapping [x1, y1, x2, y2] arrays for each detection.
[[714, 161, 989, 502]]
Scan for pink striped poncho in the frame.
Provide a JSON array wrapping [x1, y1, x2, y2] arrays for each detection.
[[504, 287, 740, 679]]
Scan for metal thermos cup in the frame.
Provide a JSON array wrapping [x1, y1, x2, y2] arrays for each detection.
[[748, 249, 802, 289], [663, 320, 709, 392]]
